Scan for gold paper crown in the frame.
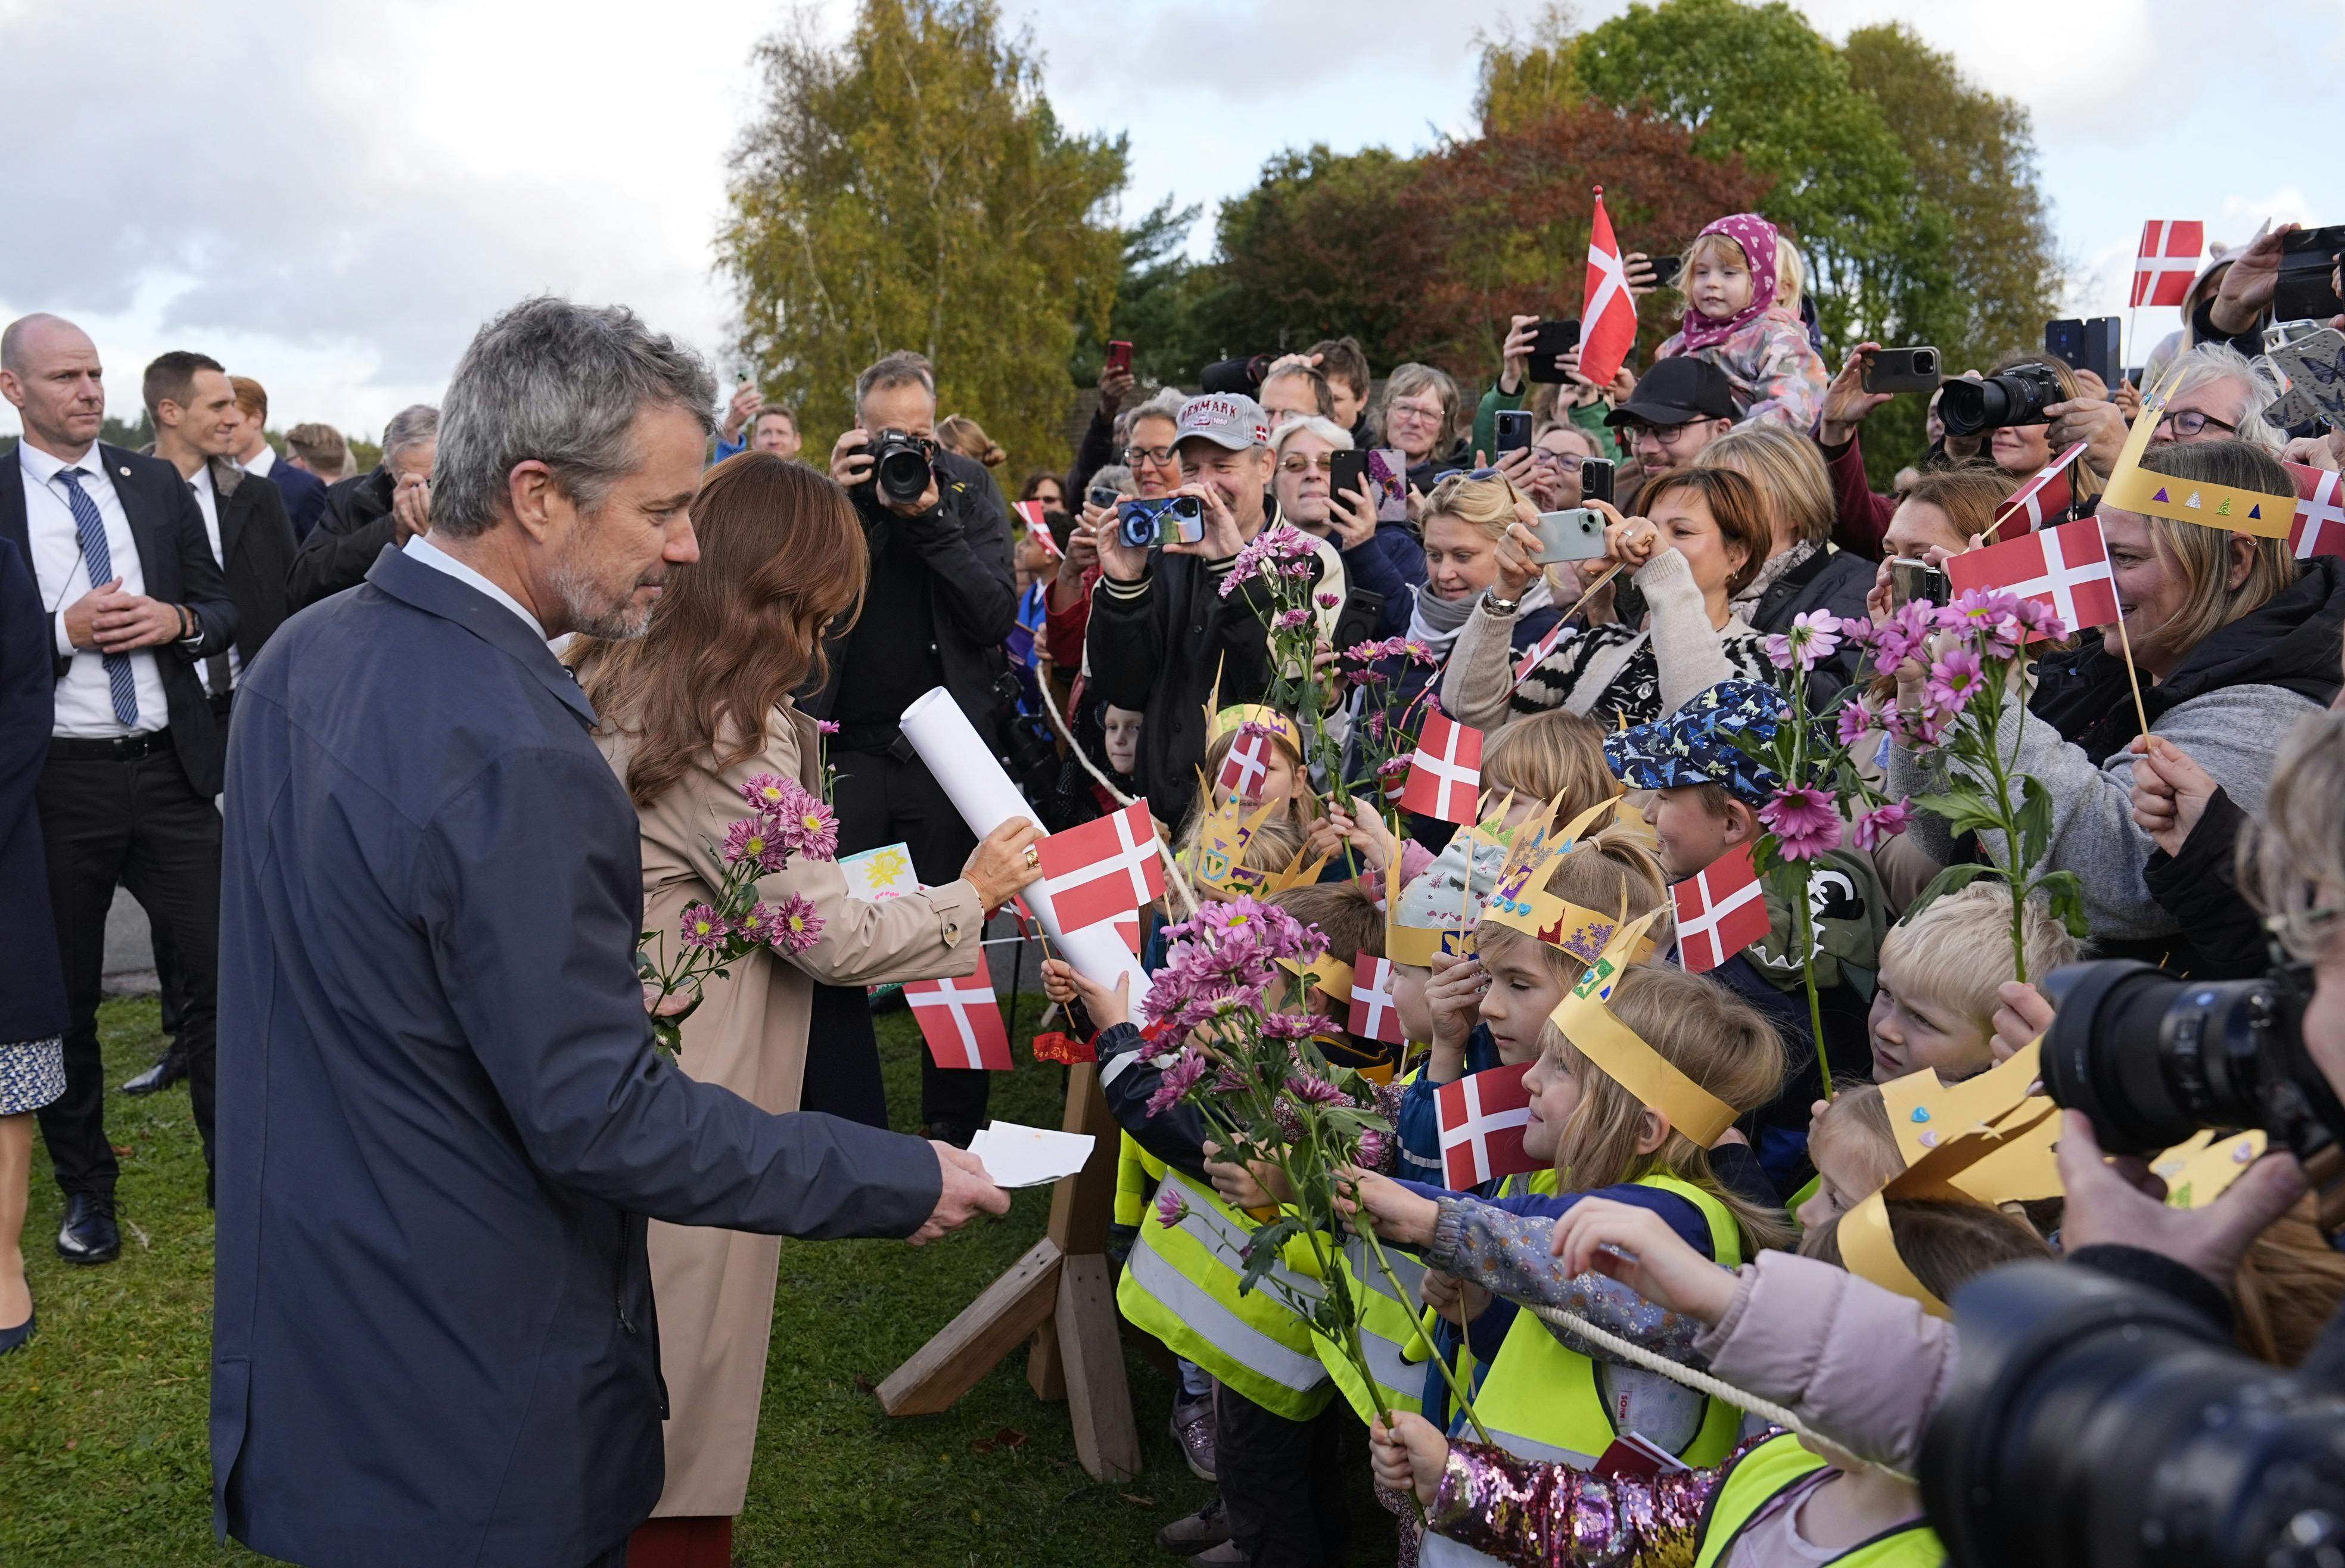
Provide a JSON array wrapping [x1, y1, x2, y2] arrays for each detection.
[[1547, 909, 1737, 1148], [1206, 702, 1303, 753], [1386, 813, 1496, 966], [2101, 388, 2294, 539], [1184, 796, 1281, 896]]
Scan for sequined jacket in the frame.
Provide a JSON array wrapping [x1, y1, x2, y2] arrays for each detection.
[[1427, 1430, 1773, 1567]]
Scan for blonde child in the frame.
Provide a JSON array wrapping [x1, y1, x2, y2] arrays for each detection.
[[1657, 214, 1829, 431], [1868, 882, 2077, 1085], [1374, 1194, 2048, 1566]]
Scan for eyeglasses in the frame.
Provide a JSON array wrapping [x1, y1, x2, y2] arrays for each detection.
[[1278, 456, 1335, 475], [2155, 409, 2238, 438], [1385, 399, 1444, 424], [1530, 450, 1587, 472], [1626, 421, 1702, 447], [1124, 445, 1179, 468]]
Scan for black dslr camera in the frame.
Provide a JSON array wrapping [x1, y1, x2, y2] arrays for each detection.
[[859, 428, 936, 508], [1936, 360, 2067, 437], [1914, 957, 2345, 1568]]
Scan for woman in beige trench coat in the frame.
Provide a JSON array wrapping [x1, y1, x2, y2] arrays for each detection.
[[571, 455, 1041, 1567]]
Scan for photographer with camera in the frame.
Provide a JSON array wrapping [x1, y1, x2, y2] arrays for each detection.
[[809, 350, 1015, 1147], [1086, 392, 1334, 826]]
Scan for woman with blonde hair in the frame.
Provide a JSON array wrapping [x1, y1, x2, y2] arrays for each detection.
[[569, 454, 1044, 1566], [937, 412, 1006, 469]]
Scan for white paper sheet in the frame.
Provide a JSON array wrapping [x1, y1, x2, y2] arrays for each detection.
[[968, 1121, 1097, 1190], [898, 686, 1152, 1007]]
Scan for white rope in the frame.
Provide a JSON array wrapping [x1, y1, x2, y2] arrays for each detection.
[[1525, 1302, 1917, 1482], [1032, 645, 1202, 919]]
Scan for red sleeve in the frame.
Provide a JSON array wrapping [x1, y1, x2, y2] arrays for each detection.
[[1820, 429, 1896, 561], [1044, 565, 1098, 670]]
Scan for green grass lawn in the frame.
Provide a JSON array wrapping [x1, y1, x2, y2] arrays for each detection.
[[0, 995, 1395, 1566]]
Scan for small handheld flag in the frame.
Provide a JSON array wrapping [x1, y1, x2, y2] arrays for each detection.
[[1400, 709, 1485, 825], [1436, 1063, 1540, 1188], [1013, 499, 1063, 559], [1347, 954, 1405, 1046], [2131, 220, 2205, 309], [906, 973, 1012, 1071], [1577, 186, 1639, 388], [1035, 800, 1165, 932], [1991, 442, 2089, 540], [2288, 462, 2345, 561], [1946, 515, 2121, 636], [1669, 844, 1769, 975], [1217, 727, 1278, 799]]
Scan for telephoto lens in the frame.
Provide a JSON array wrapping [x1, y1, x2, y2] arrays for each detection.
[[1922, 1261, 2345, 1568], [1936, 361, 2066, 437], [866, 429, 934, 506]]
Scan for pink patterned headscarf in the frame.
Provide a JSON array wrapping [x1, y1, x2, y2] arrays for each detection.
[[1676, 212, 1780, 354]]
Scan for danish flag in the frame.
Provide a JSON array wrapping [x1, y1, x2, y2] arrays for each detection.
[[1991, 442, 2090, 540], [906, 973, 1012, 1071], [1346, 954, 1405, 1045], [1671, 843, 1769, 975], [1437, 1063, 1541, 1188], [2132, 220, 2204, 309], [1035, 800, 1165, 932], [1065, 907, 1144, 957], [1400, 708, 1485, 825], [1217, 729, 1276, 799], [1947, 515, 2121, 637], [1577, 186, 1639, 387], [2288, 462, 2345, 561], [1013, 500, 1063, 559], [1513, 619, 1574, 684]]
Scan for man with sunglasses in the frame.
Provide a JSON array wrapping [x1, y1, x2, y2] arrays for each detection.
[[1603, 357, 1739, 511]]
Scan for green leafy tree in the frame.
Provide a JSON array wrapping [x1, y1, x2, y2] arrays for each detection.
[[1069, 196, 1215, 392], [719, 0, 1127, 476], [1475, 3, 1587, 133]]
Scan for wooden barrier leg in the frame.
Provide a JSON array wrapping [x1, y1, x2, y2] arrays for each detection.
[[876, 1237, 1062, 1416], [1056, 1253, 1140, 1481]]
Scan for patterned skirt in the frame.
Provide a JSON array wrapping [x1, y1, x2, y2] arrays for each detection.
[[0, 1037, 65, 1116]]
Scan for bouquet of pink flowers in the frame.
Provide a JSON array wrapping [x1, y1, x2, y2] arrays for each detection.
[[1220, 525, 1351, 804], [637, 771, 839, 1055], [1140, 894, 1485, 1458]]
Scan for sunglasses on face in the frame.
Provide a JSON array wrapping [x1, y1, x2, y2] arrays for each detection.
[[1279, 456, 1335, 475]]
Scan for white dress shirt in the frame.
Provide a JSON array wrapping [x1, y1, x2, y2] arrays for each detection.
[[403, 534, 548, 640], [241, 442, 276, 478], [19, 440, 169, 737], [182, 461, 240, 688]]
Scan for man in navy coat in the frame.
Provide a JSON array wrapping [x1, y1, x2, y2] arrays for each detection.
[[210, 297, 1007, 1568]]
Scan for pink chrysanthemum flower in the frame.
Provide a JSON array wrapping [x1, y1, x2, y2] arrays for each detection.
[[740, 772, 794, 811], [780, 794, 839, 860], [1154, 1186, 1190, 1228], [722, 816, 787, 873], [770, 893, 823, 954], [1758, 785, 1843, 861], [1852, 801, 1914, 852], [1144, 1049, 1210, 1118], [679, 903, 730, 952], [733, 900, 776, 941], [1925, 647, 1986, 713]]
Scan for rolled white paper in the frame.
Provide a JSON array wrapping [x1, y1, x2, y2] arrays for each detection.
[[898, 687, 1152, 1008]]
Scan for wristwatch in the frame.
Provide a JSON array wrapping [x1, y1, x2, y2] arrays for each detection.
[[1482, 589, 1521, 617]]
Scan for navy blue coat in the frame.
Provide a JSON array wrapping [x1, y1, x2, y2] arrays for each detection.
[[259, 453, 329, 540], [211, 544, 944, 1567], [0, 536, 66, 1043]]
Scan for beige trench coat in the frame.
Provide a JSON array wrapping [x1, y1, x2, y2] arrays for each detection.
[[595, 701, 982, 1517]]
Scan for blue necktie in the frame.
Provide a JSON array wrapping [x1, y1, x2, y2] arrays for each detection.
[[55, 466, 139, 726]]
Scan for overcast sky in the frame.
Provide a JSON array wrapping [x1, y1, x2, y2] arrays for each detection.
[[4, 0, 2337, 444]]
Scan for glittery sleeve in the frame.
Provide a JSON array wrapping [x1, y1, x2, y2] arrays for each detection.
[[1428, 1197, 1711, 1363], [1427, 1436, 1762, 1567]]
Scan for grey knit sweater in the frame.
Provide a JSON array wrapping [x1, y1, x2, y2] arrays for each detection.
[[1886, 680, 2319, 941]]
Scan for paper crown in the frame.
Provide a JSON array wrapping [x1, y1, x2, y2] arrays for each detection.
[[1206, 702, 1303, 754], [2100, 388, 2294, 539], [1388, 820, 1509, 966], [1547, 909, 1738, 1148], [1274, 950, 1354, 1001], [1183, 792, 1327, 898], [1480, 796, 1657, 965]]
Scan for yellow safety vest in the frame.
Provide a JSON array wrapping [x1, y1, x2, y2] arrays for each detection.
[[1308, 1229, 1433, 1423], [1113, 1132, 1161, 1228], [1116, 1167, 1337, 1420], [1693, 1433, 1943, 1567], [1472, 1173, 1746, 1470]]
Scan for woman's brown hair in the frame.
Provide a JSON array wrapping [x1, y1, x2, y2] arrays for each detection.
[[1637, 466, 1772, 596], [1898, 465, 2017, 547], [568, 453, 867, 808]]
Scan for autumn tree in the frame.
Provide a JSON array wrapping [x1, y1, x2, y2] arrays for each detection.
[[1388, 102, 1772, 377], [720, 0, 1127, 475]]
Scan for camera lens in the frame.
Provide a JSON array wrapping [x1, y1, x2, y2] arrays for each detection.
[[1937, 363, 2060, 437], [2039, 960, 2296, 1156], [1914, 349, 1937, 375], [1924, 1261, 2345, 1568], [1936, 377, 2004, 437], [1169, 496, 1202, 522]]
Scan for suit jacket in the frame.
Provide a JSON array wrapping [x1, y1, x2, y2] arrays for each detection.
[[259, 455, 329, 540], [206, 458, 299, 672], [210, 545, 944, 1568], [0, 536, 67, 1042], [0, 442, 238, 796], [285, 464, 397, 610], [592, 702, 983, 1517]]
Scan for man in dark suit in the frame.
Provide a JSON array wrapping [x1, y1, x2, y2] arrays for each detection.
[[805, 350, 1016, 1146], [211, 297, 1004, 1568], [120, 352, 300, 1100], [285, 402, 437, 608], [225, 374, 327, 539], [0, 314, 237, 1264]]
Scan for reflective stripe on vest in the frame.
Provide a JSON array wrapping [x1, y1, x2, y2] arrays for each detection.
[[1473, 1174, 1745, 1471], [1692, 1433, 1944, 1568], [1115, 1169, 1334, 1419], [1315, 1234, 1430, 1421]]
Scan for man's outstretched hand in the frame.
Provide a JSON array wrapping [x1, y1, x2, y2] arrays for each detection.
[[908, 1141, 1010, 1245]]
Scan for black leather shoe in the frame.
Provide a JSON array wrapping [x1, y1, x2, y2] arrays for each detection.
[[121, 1047, 186, 1096], [0, 1310, 34, 1356], [925, 1118, 978, 1150], [56, 1194, 120, 1265]]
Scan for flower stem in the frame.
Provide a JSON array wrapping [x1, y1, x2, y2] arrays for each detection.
[[1359, 1217, 1492, 1444], [1797, 874, 1833, 1097]]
